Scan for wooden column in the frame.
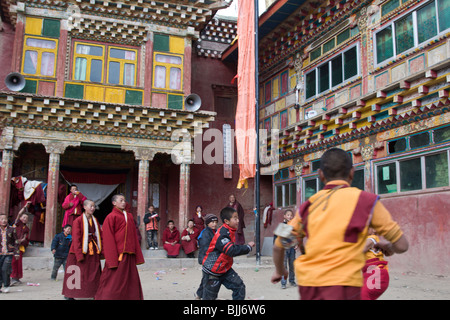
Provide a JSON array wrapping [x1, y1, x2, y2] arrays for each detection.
[[178, 162, 190, 232], [0, 149, 14, 216], [136, 159, 150, 249], [0, 127, 15, 218], [44, 151, 61, 248]]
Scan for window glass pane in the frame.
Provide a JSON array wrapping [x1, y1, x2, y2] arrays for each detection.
[[426, 152, 449, 188], [376, 26, 394, 63], [318, 63, 329, 93], [395, 14, 414, 54], [352, 169, 365, 190], [155, 54, 182, 64], [108, 61, 120, 84], [110, 48, 136, 60], [169, 67, 181, 90], [90, 59, 103, 83], [154, 65, 166, 88], [323, 38, 335, 54], [331, 55, 343, 87], [409, 132, 430, 149], [304, 179, 317, 200], [276, 185, 283, 207], [23, 50, 38, 74], [337, 29, 350, 45], [400, 158, 422, 191], [377, 163, 397, 194], [434, 126, 450, 143], [438, 0, 450, 32], [76, 44, 103, 56], [40, 52, 55, 76], [74, 57, 87, 80], [417, 1, 438, 43], [305, 71, 316, 99], [310, 47, 321, 61], [382, 0, 400, 16], [123, 63, 135, 86], [289, 183, 296, 206], [388, 138, 407, 153], [26, 38, 56, 49], [344, 47, 358, 79], [283, 185, 289, 207]]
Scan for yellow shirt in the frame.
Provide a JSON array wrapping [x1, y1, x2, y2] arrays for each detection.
[[275, 180, 403, 287]]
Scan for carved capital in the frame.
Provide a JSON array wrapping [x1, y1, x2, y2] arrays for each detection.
[[122, 146, 157, 161]]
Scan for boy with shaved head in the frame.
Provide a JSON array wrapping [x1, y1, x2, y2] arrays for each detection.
[[95, 194, 144, 300], [272, 148, 409, 300]]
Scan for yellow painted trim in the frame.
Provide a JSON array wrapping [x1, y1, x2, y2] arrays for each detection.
[[25, 17, 42, 36], [169, 36, 185, 54]]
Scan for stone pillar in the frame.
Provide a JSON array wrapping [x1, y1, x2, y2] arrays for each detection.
[[43, 148, 62, 248], [0, 149, 14, 216], [123, 146, 156, 248], [137, 159, 150, 249], [178, 162, 190, 232], [0, 127, 15, 217]]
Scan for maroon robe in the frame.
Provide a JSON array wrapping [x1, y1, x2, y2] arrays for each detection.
[[61, 192, 87, 227], [11, 220, 30, 280], [193, 212, 206, 231], [162, 227, 181, 257], [95, 207, 144, 300], [181, 227, 200, 255], [62, 215, 102, 299], [227, 200, 246, 245], [29, 209, 45, 242]]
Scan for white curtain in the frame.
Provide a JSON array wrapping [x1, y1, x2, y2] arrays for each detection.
[[76, 183, 119, 209]]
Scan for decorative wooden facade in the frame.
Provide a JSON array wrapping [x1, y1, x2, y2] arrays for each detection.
[[237, 0, 450, 274], [0, 0, 236, 248]]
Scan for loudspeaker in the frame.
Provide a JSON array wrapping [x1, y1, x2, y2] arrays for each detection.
[[184, 93, 201, 112], [5, 72, 26, 92]]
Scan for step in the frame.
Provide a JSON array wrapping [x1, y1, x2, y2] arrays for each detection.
[[22, 246, 273, 271]]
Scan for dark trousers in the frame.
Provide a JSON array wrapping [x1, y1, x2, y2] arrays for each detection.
[[0, 255, 13, 289], [51, 257, 67, 280], [281, 247, 296, 285], [146, 230, 158, 248], [202, 268, 245, 300]]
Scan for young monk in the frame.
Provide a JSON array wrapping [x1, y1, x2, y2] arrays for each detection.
[[11, 202, 31, 286], [95, 194, 144, 300], [271, 147, 409, 300], [61, 185, 87, 228], [62, 199, 102, 299]]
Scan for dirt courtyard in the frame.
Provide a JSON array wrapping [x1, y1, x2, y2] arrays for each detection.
[[1, 260, 449, 301]]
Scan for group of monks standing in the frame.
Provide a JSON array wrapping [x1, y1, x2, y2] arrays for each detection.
[[58, 185, 143, 300]]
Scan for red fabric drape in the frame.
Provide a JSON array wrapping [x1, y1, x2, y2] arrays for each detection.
[[235, 0, 256, 189], [61, 170, 127, 185]]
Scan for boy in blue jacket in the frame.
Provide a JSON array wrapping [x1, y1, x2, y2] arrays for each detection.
[[50, 224, 72, 280], [202, 207, 255, 300], [195, 213, 218, 299]]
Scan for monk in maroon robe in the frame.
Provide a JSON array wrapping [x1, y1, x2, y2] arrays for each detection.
[[181, 219, 200, 258], [226, 195, 246, 245], [62, 200, 102, 299], [162, 220, 181, 258], [61, 185, 87, 228], [11, 203, 31, 284], [95, 194, 144, 300]]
